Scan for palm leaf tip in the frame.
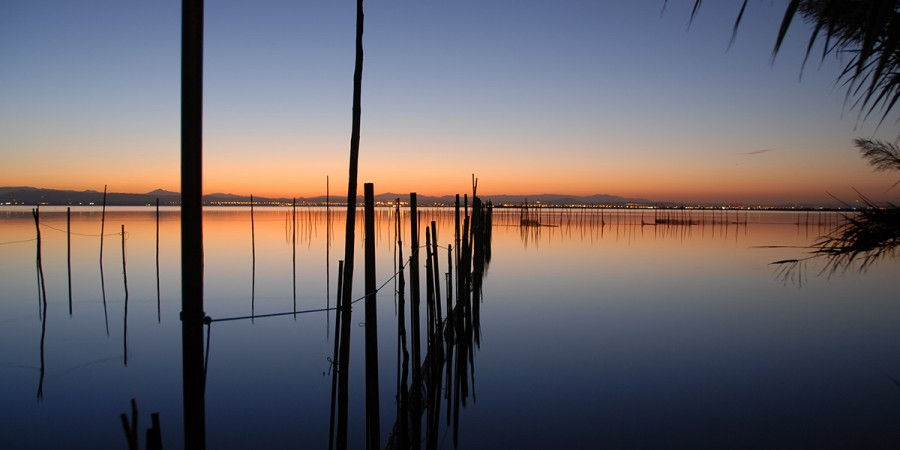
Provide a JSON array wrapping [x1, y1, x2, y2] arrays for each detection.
[[855, 138, 900, 172]]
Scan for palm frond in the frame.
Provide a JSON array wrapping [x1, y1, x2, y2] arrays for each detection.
[[676, 0, 900, 126], [855, 137, 900, 171], [812, 196, 900, 274], [790, 0, 900, 126]]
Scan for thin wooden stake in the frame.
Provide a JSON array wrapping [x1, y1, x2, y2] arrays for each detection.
[[67, 206, 72, 316], [147, 412, 162, 450], [100, 184, 110, 335], [156, 198, 160, 323], [250, 194, 256, 320], [409, 192, 422, 450], [363, 183, 381, 449], [326, 176, 331, 333], [328, 259, 344, 450], [122, 224, 129, 366], [120, 398, 139, 450], [33, 207, 47, 316], [292, 197, 297, 318], [100, 184, 107, 265], [431, 222, 442, 327]]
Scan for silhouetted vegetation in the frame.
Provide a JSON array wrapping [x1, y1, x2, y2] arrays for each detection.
[[814, 196, 899, 272], [682, 0, 900, 126], [857, 138, 900, 174], [679, 1, 900, 273]]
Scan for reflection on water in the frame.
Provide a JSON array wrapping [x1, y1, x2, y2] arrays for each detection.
[[0, 206, 898, 448]]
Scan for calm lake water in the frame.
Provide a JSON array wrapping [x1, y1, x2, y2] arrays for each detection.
[[1, 206, 898, 449]]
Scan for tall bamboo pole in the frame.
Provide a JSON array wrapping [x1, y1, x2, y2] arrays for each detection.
[[181, 0, 206, 446], [336, 2, 366, 447]]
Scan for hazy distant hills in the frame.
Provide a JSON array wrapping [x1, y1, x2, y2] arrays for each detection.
[[0, 187, 651, 206], [0, 187, 182, 206]]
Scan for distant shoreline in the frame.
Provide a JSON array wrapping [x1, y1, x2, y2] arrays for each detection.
[[0, 186, 869, 210], [0, 203, 861, 212]]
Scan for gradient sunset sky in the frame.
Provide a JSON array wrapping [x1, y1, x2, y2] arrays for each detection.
[[2, 0, 898, 205]]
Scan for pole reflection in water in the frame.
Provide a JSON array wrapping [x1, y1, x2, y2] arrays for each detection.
[[33, 207, 47, 399], [385, 192, 493, 450]]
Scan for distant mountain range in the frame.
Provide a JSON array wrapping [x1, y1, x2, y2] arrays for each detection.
[[0, 187, 653, 206]]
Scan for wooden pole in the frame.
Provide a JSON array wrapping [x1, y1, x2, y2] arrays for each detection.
[[120, 398, 139, 450], [147, 412, 162, 450], [100, 185, 109, 335], [430, 222, 442, 327], [327, 176, 331, 332], [425, 228, 435, 344], [100, 184, 107, 266], [181, 0, 206, 446], [445, 242, 453, 411], [336, 254, 353, 450], [33, 207, 47, 315], [121, 224, 129, 366], [35, 206, 47, 399], [396, 221, 410, 450], [364, 183, 381, 449], [454, 195, 460, 306], [408, 192, 422, 450], [446, 244, 452, 321], [156, 198, 161, 323], [328, 259, 344, 450], [67, 206, 72, 316], [250, 194, 256, 320], [337, 1, 365, 446], [292, 197, 297, 318]]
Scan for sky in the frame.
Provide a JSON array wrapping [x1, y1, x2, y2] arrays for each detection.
[[1, 0, 898, 205]]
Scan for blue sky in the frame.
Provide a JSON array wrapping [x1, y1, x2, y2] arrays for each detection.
[[1, 0, 897, 204]]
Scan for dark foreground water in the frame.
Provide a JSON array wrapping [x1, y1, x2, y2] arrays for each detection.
[[1, 206, 898, 449]]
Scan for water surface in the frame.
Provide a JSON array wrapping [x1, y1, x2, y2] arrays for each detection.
[[1, 206, 898, 448]]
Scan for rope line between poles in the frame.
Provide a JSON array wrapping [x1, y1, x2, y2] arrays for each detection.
[[207, 245, 430, 324]]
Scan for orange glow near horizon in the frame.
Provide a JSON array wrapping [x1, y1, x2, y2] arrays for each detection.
[[3, 128, 898, 204], [4, 143, 898, 205]]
